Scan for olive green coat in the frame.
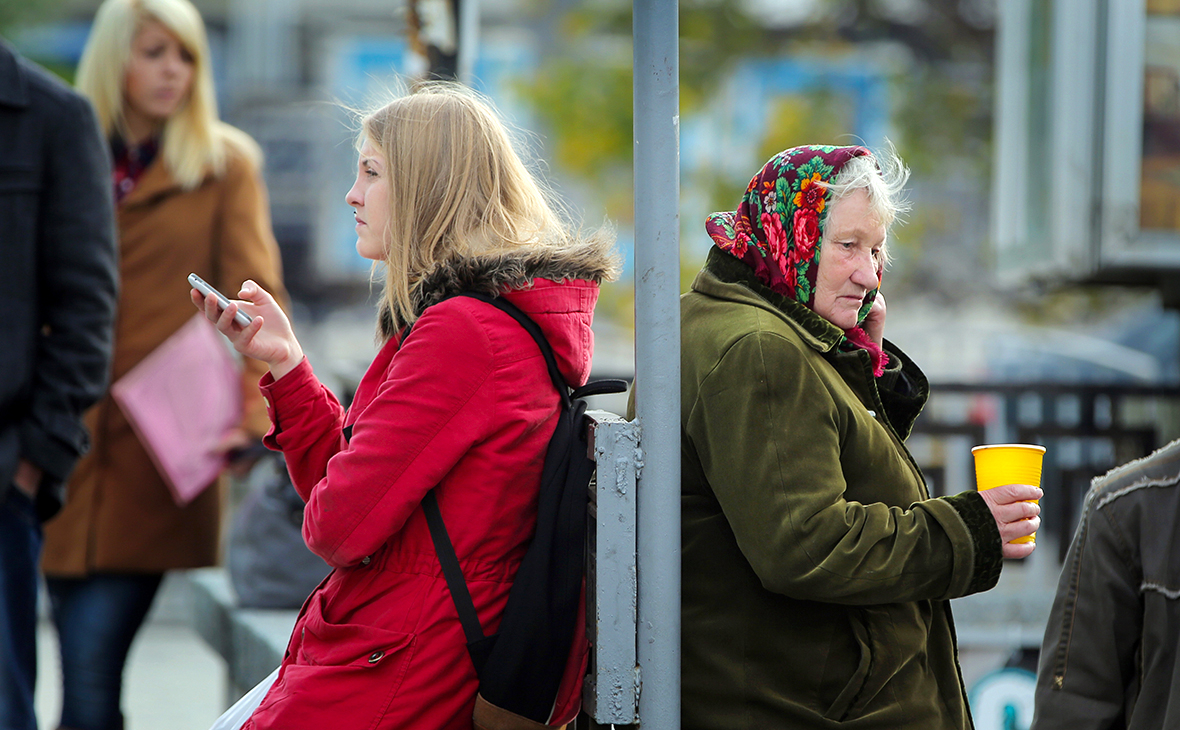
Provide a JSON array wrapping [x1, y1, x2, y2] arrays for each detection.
[[681, 249, 1003, 729]]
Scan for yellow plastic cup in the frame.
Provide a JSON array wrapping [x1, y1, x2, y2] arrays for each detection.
[[971, 444, 1046, 544]]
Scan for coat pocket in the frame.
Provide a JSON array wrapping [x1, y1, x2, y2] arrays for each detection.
[[252, 612, 417, 730], [822, 609, 872, 721]]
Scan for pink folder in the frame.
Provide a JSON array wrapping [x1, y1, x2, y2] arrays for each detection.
[[111, 314, 242, 506]]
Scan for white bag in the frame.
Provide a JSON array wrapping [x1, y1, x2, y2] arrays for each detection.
[[209, 667, 279, 730]]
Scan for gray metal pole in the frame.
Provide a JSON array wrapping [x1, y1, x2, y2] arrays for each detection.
[[633, 1, 680, 728], [457, 0, 480, 86]]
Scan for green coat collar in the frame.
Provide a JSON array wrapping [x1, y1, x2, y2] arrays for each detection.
[[693, 246, 931, 440], [692, 247, 845, 355]]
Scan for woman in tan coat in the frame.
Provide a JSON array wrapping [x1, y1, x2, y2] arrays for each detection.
[[40, 1, 285, 728]]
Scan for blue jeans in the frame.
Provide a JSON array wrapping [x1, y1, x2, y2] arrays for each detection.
[[0, 486, 42, 730], [46, 573, 162, 730]]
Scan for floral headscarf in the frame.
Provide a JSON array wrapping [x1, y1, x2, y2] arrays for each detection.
[[705, 144, 886, 374]]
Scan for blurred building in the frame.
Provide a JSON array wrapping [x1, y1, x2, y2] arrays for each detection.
[[994, 0, 1180, 296]]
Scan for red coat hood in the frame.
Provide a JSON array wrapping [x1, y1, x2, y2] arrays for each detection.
[[500, 278, 600, 388], [393, 237, 621, 388]]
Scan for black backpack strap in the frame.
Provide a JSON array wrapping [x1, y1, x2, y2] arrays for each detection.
[[413, 291, 565, 648], [459, 291, 572, 408], [459, 293, 628, 400], [401, 290, 627, 399], [422, 490, 489, 656], [572, 379, 629, 399], [407, 291, 623, 686]]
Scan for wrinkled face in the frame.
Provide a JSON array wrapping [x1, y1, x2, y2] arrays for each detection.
[[812, 188, 886, 330], [345, 138, 390, 261], [124, 19, 194, 125]]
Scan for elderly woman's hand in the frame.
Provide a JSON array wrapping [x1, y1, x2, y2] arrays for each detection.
[[862, 293, 886, 347], [977, 483, 1042, 559]]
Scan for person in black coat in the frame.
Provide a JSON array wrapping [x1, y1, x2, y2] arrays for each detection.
[[0, 39, 118, 730]]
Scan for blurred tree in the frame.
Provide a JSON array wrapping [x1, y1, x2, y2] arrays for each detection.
[[830, 0, 997, 178], [1, 0, 81, 85], [515, 0, 999, 300], [518, 0, 997, 210], [756, 90, 857, 163]]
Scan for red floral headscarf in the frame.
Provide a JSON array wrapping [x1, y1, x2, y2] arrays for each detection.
[[705, 144, 887, 374]]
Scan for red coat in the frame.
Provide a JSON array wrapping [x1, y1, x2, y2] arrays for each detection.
[[244, 244, 615, 730]]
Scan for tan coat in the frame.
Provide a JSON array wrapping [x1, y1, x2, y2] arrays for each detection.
[[42, 136, 286, 575]]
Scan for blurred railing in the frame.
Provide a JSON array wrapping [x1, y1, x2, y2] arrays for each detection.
[[912, 382, 1180, 562]]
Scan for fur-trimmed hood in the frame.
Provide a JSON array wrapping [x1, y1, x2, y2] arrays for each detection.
[[380, 234, 621, 336]]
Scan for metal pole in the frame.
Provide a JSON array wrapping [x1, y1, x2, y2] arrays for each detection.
[[457, 0, 480, 85], [633, 1, 680, 728]]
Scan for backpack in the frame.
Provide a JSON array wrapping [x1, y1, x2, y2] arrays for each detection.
[[409, 291, 626, 729]]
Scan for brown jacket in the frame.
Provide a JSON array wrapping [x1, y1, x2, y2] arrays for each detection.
[[42, 134, 285, 575]]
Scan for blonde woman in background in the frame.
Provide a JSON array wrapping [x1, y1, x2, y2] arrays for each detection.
[[40, 1, 286, 728]]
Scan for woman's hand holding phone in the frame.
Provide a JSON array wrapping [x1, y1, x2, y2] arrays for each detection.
[[862, 292, 886, 348], [190, 278, 305, 381]]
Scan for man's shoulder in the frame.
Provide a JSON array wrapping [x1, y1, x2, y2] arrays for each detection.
[[1086, 439, 1180, 513], [0, 48, 87, 122], [21, 60, 87, 112]]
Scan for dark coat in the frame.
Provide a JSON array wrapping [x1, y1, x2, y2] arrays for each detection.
[[0, 40, 118, 520], [244, 241, 616, 730], [680, 248, 1004, 729], [1033, 439, 1180, 730], [41, 133, 286, 575]]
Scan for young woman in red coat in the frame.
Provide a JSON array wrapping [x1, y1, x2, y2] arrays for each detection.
[[193, 83, 619, 729]]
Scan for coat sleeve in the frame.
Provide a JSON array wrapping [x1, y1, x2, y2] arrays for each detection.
[[1031, 498, 1140, 730], [275, 305, 495, 569], [19, 90, 117, 509], [214, 144, 287, 440], [260, 357, 348, 491], [685, 330, 993, 605]]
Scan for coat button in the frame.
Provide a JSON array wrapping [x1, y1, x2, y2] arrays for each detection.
[[368, 650, 384, 664], [361, 556, 371, 566]]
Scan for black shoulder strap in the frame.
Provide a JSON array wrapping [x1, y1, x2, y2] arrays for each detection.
[[459, 290, 572, 408], [422, 490, 486, 647], [416, 292, 569, 666], [413, 291, 626, 677], [460, 292, 628, 402]]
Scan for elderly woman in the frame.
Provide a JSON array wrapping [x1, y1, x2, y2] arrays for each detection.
[[680, 144, 1040, 729]]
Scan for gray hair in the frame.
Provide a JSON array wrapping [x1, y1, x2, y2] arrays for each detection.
[[822, 142, 911, 266]]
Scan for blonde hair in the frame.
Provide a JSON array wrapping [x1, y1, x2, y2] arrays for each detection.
[[76, 0, 258, 190], [361, 82, 584, 334]]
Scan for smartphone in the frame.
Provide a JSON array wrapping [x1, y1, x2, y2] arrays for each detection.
[[188, 273, 253, 327]]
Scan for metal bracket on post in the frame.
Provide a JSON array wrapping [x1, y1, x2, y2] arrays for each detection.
[[584, 410, 640, 726]]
